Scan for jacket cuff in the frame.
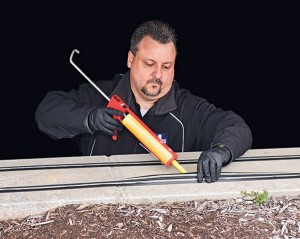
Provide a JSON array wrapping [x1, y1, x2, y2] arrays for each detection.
[[84, 108, 96, 134], [211, 143, 232, 165]]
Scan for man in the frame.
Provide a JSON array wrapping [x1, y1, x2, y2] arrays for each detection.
[[35, 20, 252, 183]]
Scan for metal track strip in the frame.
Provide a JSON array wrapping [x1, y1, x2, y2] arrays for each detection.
[[1, 155, 300, 172], [1, 172, 300, 193]]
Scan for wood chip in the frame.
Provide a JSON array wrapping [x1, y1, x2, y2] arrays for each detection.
[[1, 195, 300, 238]]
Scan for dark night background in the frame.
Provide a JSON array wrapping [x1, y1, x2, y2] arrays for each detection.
[[1, 3, 299, 160]]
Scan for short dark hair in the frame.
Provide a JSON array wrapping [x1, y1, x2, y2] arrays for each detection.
[[130, 20, 177, 56]]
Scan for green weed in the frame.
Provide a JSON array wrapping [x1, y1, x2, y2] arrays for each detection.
[[240, 189, 269, 206]]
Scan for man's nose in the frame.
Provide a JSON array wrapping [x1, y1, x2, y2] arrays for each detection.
[[153, 66, 162, 79]]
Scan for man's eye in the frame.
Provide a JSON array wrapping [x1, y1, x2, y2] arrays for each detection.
[[163, 65, 170, 69], [146, 63, 154, 67]]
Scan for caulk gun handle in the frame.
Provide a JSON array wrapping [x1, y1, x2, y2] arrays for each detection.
[[112, 114, 123, 140], [112, 132, 118, 140]]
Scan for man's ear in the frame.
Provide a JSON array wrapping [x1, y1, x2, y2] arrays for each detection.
[[127, 51, 134, 68]]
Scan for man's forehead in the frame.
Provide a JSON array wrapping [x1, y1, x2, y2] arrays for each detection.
[[136, 37, 176, 62]]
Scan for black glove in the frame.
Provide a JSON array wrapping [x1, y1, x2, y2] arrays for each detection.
[[88, 107, 124, 136], [197, 146, 231, 183]]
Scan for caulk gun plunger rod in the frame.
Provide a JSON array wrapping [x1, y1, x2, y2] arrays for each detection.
[[69, 49, 110, 102]]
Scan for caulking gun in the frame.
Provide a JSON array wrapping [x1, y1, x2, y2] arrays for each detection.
[[69, 49, 187, 173]]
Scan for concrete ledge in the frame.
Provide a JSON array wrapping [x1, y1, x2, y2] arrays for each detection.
[[1, 148, 300, 220]]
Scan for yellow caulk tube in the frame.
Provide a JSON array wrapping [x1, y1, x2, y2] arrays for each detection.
[[171, 160, 187, 174], [122, 114, 187, 173]]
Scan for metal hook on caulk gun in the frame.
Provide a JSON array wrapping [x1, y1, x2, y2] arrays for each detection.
[[69, 49, 110, 102]]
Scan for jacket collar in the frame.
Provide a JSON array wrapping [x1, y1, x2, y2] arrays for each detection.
[[109, 71, 177, 115]]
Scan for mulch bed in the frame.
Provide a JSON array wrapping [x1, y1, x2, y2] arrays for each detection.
[[1, 195, 299, 238]]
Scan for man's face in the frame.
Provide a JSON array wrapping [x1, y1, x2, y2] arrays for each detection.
[[127, 36, 176, 103]]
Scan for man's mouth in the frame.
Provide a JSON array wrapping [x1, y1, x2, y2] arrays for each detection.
[[147, 79, 162, 85]]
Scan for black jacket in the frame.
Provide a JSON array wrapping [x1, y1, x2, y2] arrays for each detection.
[[35, 71, 252, 160]]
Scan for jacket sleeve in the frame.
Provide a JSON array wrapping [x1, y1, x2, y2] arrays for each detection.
[[35, 82, 106, 139], [195, 99, 253, 161]]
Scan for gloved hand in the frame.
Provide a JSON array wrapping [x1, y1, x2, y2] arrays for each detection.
[[197, 145, 231, 183], [88, 107, 124, 136]]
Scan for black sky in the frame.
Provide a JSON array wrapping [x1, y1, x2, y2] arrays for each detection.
[[1, 3, 299, 159]]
